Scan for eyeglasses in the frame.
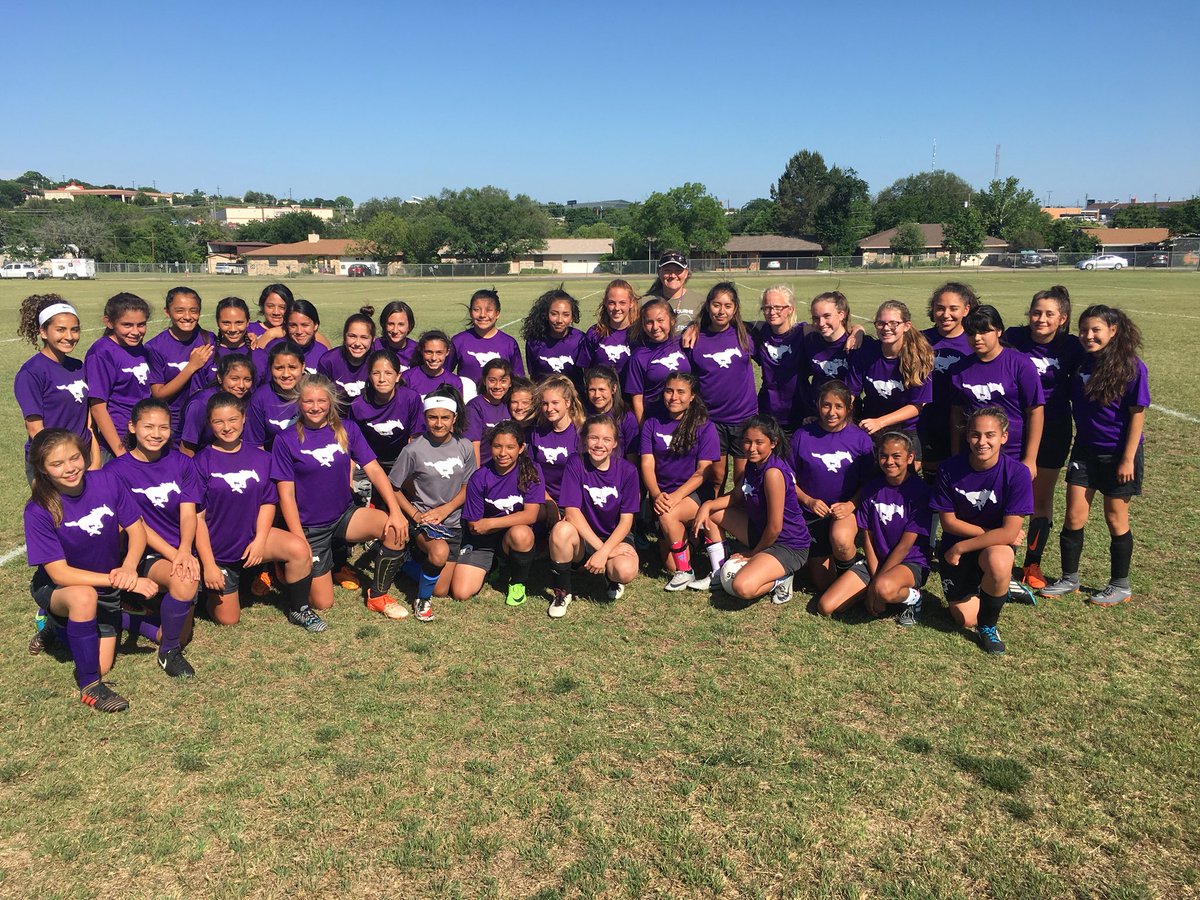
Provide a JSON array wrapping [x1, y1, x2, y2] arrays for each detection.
[[761, 305, 791, 313], [874, 320, 905, 331]]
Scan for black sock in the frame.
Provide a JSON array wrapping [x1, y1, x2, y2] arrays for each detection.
[[834, 554, 858, 573], [1110, 531, 1133, 587], [1059, 527, 1084, 578], [509, 548, 534, 586], [1025, 517, 1051, 566], [977, 590, 1006, 628], [550, 559, 572, 595], [285, 574, 313, 613], [373, 546, 406, 596]]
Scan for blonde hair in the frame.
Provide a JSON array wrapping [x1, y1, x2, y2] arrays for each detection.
[[762, 283, 797, 330], [876, 300, 934, 389], [293, 373, 349, 452], [533, 374, 585, 430], [596, 279, 642, 340]]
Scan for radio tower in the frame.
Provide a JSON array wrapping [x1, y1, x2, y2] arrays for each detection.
[[994, 144, 1001, 180], [932, 138, 937, 169]]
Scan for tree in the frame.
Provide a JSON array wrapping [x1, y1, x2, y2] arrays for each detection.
[[771, 150, 870, 254], [942, 207, 986, 258], [1045, 218, 1101, 254], [874, 170, 973, 232], [350, 212, 407, 262], [727, 198, 777, 235], [243, 190, 279, 206], [236, 210, 330, 244], [1007, 227, 1045, 251], [334, 195, 354, 211], [0, 180, 26, 209], [973, 177, 1043, 239], [612, 183, 729, 259], [1162, 198, 1200, 235], [17, 170, 51, 190], [437, 186, 552, 262], [889, 222, 926, 259], [1112, 204, 1161, 228]]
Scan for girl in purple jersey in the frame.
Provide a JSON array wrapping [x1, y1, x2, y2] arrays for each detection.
[[405, 330, 476, 402], [466, 358, 514, 466], [349, 349, 422, 474], [1041, 306, 1149, 607], [375, 300, 420, 371], [852, 300, 934, 457], [530, 374, 585, 518], [179, 353, 255, 456], [192, 392, 321, 631], [24, 429, 157, 712], [797, 291, 860, 422], [818, 432, 932, 625], [85, 292, 153, 461], [452, 420, 544, 606], [548, 415, 641, 618], [508, 377, 535, 432], [249, 284, 333, 350], [108, 398, 204, 678], [285, 299, 329, 374], [448, 289, 524, 383], [627, 298, 690, 422], [580, 280, 640, 387], [522, 288, 587, 386], [317, 307, 376, 401], [642, 372, 721, 590], [245, 343, 304, 450], [688, 282, 758, 489], [918, 282, 979, 473], [213, 297, 267, 384], [949, 305, 1044, 477], [750, 284, 809, 431], [791, 380, 876, 594], [272, 374, 410, 618], [16, 294, 98, 472], [694, 415, 811, 604], [931, 407, 1034, 655], [1004, 286, 1083, 591], [584, 366, 639, 462], [147, 286, 216, 440]]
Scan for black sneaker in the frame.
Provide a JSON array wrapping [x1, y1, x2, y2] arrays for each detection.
[[976, 625, 1006, 655], [157, 647, 196, 678], [286, 605, 328, 632], [80, 680, 129, 713], [414, 597, 434, 622]]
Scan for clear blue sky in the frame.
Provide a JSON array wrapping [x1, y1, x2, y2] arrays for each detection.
[[5, 0, 1197, 208]]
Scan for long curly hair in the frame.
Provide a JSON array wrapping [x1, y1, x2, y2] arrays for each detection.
[[1079, 305, 1143, 407], [17, 293, 77, 346], [521, 287, 579, 345]]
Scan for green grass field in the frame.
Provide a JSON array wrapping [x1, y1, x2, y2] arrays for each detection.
[[0, 271, 1197, 899]]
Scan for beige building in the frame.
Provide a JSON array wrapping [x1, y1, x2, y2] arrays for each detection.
[[215, 206, 336, 227], [42, 183, 174, 204], [858, 224, 1009, 265], [241, 234, 378, 276], [510, 238, 613, 274]]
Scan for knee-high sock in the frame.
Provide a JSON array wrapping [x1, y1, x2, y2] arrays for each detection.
[[977, 590, 1006, 629], [670, 539, 691, 573], [417, 560, 440, 600], [285, 573, 314, 613], [550, 559, 572, 596], [1110, 531, 1133, 588], [705, 539, 726, 573], [373, 546, 406, 596], [509, 548, 534, 586], [1059, 527, 1085, 578], [1024, 516, 1052, 566], [66, 618, 100, 689], [157, 593, 192, 654]]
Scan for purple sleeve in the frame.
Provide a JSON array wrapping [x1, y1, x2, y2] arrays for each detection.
[[244, 399, 266, 446], [1017, 357, 1045, 408], [558, 457, 583, 510], [639, 419, 654, 456], [115, 477, 142, 528], [855, 497, 869, 530], [929, 466, 955, 512], [179, 456, 203, 505], [465, 401, 486, 442], [619, 462, 640, 515], [346, 421, 377, 468], [1004, 463, 1035, 518], [85, 344, 116, 400], [909, 374, 933, 406], [625, 356, 646, 396], [270, 437, 295, 482], [462, 470, 485, 521], [697, 422, 720, 462], [1130, 360, 1151, 408], [23, 504, 64, 566], [507, 337, 525, 377], [147, 343, 170, 387], [445, 333, 460, 373], [14, 364, 42, 418], [181, 400, 205, 445], [622, 411, 639, 456]]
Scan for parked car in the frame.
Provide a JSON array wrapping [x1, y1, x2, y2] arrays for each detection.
[[1075, 254, 1128, 271], [214, 262, 246, 275], [765, 260, 781, 269], [0, 261, 49, 279], [1016, 250, 1042, 268], [1038, 250, 1058, 265], [1148, 252, 1170, 268], [346, 264, 373, 277]]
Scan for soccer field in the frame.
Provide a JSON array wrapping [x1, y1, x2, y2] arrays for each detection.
[[1, 271, 1197, 898]]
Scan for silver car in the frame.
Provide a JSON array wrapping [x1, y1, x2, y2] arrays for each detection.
[[1076, 254, 1129, 270]]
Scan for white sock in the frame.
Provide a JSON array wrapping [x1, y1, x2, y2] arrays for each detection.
[[905, 588, 921, 606], [706, 541, 726, 573], [773, 576, 790, 590]]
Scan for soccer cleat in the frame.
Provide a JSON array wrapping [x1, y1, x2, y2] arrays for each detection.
[[770, 577, 793, 605], [366, 592, 408, 619], [250, 570, 274, 597], [286, 605, 328, 632], [1039, 577, 1081, 598], [414, 597, 434, 622], [157, 647, 196, 678], [505, 584, 527, 607], [548, 590, 572, 619], [1087, 583, 1132, 607], [1008, 580, 1038, 606], [897, 592, 922, 627], [607, 581, 625, 601], [976, 625, 1006, 655], [665, 570, 695, 592], [80, 681, 129, 713], [1021, 563, 1047, 591], [687, 572, 721, 592], [334, 565, 361, 590], [29, 612, 50, 655]]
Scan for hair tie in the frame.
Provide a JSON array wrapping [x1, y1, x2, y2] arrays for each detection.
[[423, 396, 458, 414], [38, 303, 78, 327]]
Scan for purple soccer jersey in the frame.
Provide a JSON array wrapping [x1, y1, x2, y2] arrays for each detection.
[[271, 420, 376, 528], [930, 452, 1034, 550], [950, 349, 1044, 459], [213, 343, 266, 386], [349, 386, 423, 466], [465, 395, 511, 465], [24, 468, 142, 575], [1071, 355, 1151, 453], [558, 454, 640, 538], [856, 473, 932, 570], [179, 385, 220, 449], [15, 353, 92, 452], [920, 327, 973, 432], [448, 329, 524, 384], [526, 329, 587, 385], [529, 421, 579, 502], [751, 322, 808, 426], [245, 383, 298, 450], [639, 413, 720, 494], [688, 327, 758, 425], [146, 327, 217, 435], [581, 325, 634, 384], [374, 336, 421, 371], [317, 349, 371, 401], [789, 421, 876, 506], [84, 336, 153, 442], [739, 453, 811, 551], [1003, 327, 1084, 416], [107, 449, 203, 549], [193, 443, 277, 565], [586, 405, 639, 458], [462, 459, 546, 523], [292, 339, 329, 375], [851, 342, 932, 431], [799, 330, 857, 418], [626, 337, 691, 406], [403, 366, 473, 402]]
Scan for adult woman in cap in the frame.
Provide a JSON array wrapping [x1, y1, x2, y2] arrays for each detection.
[[646, 250, 702, 333]]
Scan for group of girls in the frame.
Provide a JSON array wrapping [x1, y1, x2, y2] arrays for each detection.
[[14, 254, 1151, 710]]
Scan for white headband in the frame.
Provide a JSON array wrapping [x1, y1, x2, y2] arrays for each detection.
[[423, 396, 458, 414], [38, 303, 78, 327]]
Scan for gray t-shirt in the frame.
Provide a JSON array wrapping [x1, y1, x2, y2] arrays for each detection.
[[389, 434, 476, 527], [651, 289, 701, 333]]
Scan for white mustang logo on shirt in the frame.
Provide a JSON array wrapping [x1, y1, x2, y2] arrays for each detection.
[[811, 450, 854, 473], [585, 485, 619, 508], [703, 348, 742, 369], [340, 380, 366, 398], [467, 350, 501, 367], [934, 352, 961, 373], [539, 355, 575, 373], [964, 382, 1006, 402], [538, 445, 569, 464], [740, 479, 756, 499], [763, 344, 792, 364], [656, 432, 673, 449], [424, 458, 464, 479], [817, 358, 846, 377], [600, 345, 630, 363], [869, 378, 904, 399], [64, 505, 114, 536], [368, 419, 406, 437], [268, 416, 296, 431], [121, 362, 150, 386], [131, 482, 180, 509], [56, 380, 88, 403], [167, 361, 188, 372], [300, 444, 344, 467], [212, 470, 260, 494], [489, 494, 523, 515], [955, 487, 997, 509], [1031, 356, 1060, 376], [875, 501, 904, 525], [651, 351, 685, 371]]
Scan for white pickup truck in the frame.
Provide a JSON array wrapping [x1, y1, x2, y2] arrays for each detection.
[[0, 261, 50, 279]]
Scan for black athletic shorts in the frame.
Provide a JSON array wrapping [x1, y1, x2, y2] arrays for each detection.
[[804, 514, 832, 557], [303, 504, 358, 578], [31, 569, 123, 638], [1036, 414, 1073, 470], [937, 546, 982, 603], [713, 421, 747, 459], [848, 559, 929, 588], [1065, 442, 1143, 498]]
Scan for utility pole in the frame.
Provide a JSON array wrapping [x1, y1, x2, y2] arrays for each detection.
[[994, 145, 1001, 180]]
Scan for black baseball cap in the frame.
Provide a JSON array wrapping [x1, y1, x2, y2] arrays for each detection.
[[657, 250, 688, 270]]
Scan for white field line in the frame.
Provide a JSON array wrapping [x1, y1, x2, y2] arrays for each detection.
[[1154, 404, 1200, 424], [0, 545, 26, 566]]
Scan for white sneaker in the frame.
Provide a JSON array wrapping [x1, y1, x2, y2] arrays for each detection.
[[770, 577, 793, 605], [687, 572, 721, 591], [548, 592, 572, 619], [665, 570, 695, 591], [607, 581, 625, 601]]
